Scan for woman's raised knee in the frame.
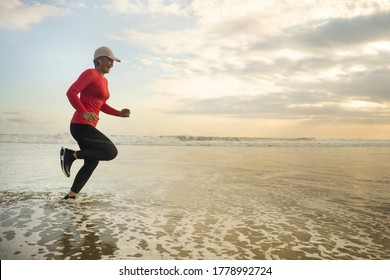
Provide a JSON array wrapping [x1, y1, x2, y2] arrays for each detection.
[[106, 145, 118, 160]]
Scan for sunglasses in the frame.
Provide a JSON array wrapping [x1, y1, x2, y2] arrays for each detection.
[[101, 56, 114, 64]]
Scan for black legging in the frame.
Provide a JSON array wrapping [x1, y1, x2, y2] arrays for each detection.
[[70, 123, 118, 193]]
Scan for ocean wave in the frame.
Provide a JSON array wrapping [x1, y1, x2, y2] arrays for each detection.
[[1, 134, 390, 147]]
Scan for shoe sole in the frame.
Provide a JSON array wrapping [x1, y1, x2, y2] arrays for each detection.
[[60, 147, 70, 177]]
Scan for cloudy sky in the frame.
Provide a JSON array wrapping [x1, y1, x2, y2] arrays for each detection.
[[1, 0, 390, 138]]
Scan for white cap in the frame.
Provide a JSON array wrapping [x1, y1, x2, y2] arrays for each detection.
[[94, 46, 121, 62]]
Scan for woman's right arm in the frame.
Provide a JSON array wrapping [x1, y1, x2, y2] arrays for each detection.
[[66, 70, 91, 115]]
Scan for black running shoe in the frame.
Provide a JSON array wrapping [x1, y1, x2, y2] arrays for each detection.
[[60, 147, 76, 177], [63, 194, 76, 200]]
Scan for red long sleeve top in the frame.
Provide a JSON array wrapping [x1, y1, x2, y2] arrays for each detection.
[[66, 69, 120, 127]]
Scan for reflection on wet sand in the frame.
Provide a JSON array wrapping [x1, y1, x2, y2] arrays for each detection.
[[1, 187, 389, 260], [0, 193, 117, 259], [1, 145, 389, 260], [57, 209, 117, 260]]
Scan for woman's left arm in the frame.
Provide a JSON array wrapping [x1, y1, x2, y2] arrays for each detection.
[[101, 103, 130, 117], [119, 108, 130, 117]]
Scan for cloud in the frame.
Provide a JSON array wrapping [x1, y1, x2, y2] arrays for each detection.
[[110, 28, 204, 54], [290, 12, 390, 49], [104, 0, 187, 16], [170, 93, 390, 126], [0, 111, 55, 134], [108, 0, 390, 125], [0, 0, 68, 30], [2, 111, 38, 123]]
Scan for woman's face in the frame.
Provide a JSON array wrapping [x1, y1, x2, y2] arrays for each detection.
[[98, 56, 114, 74]]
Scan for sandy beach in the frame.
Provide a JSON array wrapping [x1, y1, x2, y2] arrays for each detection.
[[0, 136, 389, 259]]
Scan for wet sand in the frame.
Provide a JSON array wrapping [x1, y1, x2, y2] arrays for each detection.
[[1, 143, 389, 259]]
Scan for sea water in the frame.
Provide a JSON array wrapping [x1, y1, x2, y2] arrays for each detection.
[[0, 135, 389, 259]]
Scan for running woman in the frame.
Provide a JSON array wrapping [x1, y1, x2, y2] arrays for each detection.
[[60, 46, 130, 200]]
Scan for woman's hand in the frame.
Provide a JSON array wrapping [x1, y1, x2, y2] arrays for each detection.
[[82, 112, 100, 122], [120, 108, 130, 118]]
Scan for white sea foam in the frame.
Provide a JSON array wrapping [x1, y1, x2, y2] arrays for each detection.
[[1, 133, 390, 147], [0, 143, 389, 260]]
